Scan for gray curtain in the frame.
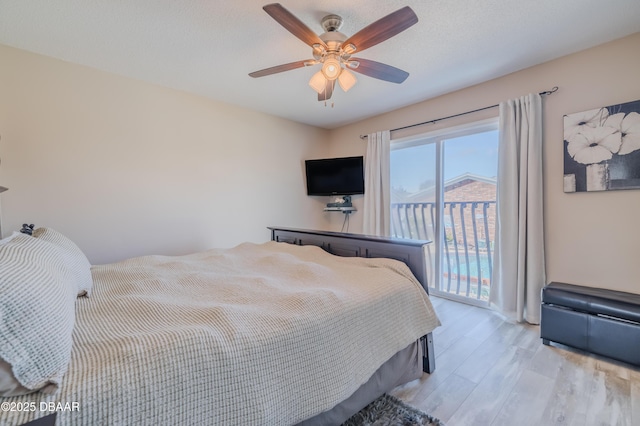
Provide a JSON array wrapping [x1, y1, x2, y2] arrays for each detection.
[[362, 130, 391, 236], [491, 93, 546, 324]]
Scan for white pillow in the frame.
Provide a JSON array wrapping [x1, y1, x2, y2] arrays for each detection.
[[0, 233, 77, 396], [0, 232, 21, 245], [33, 227, 93, 297]]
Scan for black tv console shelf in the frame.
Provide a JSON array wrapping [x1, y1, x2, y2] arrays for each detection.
[[323, 206, 356, 213]]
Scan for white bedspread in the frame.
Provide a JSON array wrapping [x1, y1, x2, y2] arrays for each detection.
[[1, 241, 439, 426]]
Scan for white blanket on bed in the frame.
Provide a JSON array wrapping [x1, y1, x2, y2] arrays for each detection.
[[1, 241, 439, 426]]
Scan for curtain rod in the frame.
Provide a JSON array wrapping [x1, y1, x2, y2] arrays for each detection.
[[359, 86, 558, 139]]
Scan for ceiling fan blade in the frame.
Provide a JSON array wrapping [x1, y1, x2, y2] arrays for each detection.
[[249, 60, 309, 78], [350, 58, 409, 83], [318, 79, 336, 102], [342, 6, 418, 54], [263, 3, 327, 48]]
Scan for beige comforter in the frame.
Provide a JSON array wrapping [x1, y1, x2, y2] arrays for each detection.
[[2, 241, 439, 425]]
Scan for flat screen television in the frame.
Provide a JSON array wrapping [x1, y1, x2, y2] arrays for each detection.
[[305, 156, 365, 196]]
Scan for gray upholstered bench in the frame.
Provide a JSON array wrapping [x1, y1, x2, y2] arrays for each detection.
[[541, 282, 640, 366]]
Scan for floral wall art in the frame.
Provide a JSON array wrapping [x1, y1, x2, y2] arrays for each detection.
[[564, 99, 640, 192]]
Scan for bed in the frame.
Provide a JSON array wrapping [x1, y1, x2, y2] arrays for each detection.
[[0, 226, 440, 426]]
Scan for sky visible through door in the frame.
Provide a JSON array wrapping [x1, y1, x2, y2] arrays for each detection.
[[391, 130, 498, 194]]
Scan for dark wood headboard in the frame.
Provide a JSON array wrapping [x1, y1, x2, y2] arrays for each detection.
[[268, 227, 432, 294]]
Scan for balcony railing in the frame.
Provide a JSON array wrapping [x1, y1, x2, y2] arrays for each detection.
[[390, 201, 496, 302]]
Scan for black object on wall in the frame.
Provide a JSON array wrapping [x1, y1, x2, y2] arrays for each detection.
[[305, 156, 365, 196]]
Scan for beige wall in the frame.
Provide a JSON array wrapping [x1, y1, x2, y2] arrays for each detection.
[[0, 44, 331, 264], [326, 32, 640, 294]]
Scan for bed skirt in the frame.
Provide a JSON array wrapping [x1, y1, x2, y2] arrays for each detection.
[[298, 340, 422, 425]]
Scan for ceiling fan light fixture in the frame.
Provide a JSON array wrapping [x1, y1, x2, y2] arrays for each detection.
[[309, 71, 327, 94], [321, 55, 342, 81], [312, 43, 325, 60], [342, 43, 357, 55], [338, 68, 357, 92], [345, 60, 360, 69]]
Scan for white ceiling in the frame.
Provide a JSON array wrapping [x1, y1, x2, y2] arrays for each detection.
[[1, 1, 639, 129]]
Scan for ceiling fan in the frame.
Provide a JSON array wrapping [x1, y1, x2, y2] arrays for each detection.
[[249, 3, 418, 102]]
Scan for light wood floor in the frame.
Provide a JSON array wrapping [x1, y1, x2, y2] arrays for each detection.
[[391, 296, 640, 426]]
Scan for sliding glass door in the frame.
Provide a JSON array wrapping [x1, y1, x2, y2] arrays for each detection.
[[390, 119, 498, 306]]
